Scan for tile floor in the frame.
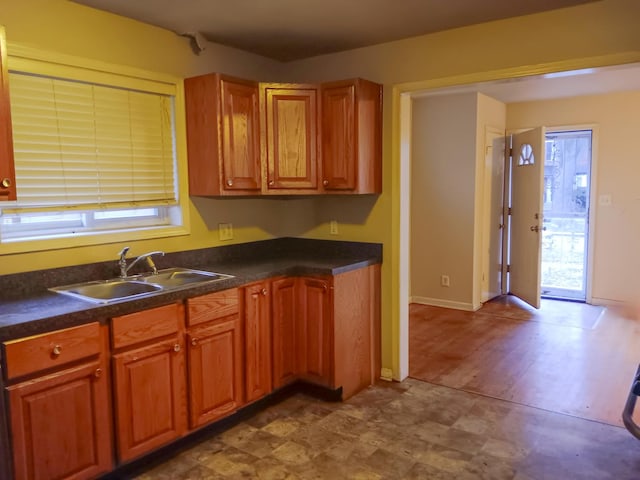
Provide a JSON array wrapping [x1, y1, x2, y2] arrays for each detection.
[[133, 379, 640, 480]]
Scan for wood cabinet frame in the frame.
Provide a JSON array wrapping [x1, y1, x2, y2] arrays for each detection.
[[0, 26, 16, 201]]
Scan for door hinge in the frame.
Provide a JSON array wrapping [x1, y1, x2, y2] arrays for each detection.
[[506, 265, 511, 273], [509, 147, 513, 158], [508, 207, 512, 216]]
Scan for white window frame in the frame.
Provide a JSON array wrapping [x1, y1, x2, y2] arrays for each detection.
[[0, 44, 190, 254]]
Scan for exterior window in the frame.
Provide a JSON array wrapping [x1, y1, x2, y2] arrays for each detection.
[[0, 63, 182, 245]]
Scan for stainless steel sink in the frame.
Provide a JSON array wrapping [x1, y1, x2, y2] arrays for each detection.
[[49, 268, 233, 303], [139, 268, 233, 289], [50, 279, 162, 303]]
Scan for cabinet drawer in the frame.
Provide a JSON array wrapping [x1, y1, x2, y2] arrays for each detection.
[[3, 322, 101, 380], [187, 288, 238, 327], [112, 303, 182, 349]]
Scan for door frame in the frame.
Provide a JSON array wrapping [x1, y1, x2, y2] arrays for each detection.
[[543, 124, 599, 304], [482, 126, 508, 303], [393, 56, 639, 382]]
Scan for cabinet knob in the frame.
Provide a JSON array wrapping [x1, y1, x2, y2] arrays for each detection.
[[268, 180, 274, 186], [94, 368, 102, 378], [191, 338, 198, 347], [261, 288, 268, 296], [226, 179, 233, 187], [323, 180, 329, 187], [0, 178, 11, 189], [322, 283, 328, 293], [52, 345, 62, 357], [173, 343, 181, 353]]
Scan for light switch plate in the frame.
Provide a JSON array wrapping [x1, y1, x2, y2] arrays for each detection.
[[599, 194, 612, 206]]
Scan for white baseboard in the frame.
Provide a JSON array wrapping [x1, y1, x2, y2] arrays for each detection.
[[590, 297, 628, 307], [410, 296, 478, 311]]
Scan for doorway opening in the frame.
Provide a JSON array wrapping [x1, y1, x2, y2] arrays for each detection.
[[541, 130, 592, 301]]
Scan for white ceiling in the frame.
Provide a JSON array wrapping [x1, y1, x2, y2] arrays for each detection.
[[416, 63, 640, 103], [71, 0, 598, 62]]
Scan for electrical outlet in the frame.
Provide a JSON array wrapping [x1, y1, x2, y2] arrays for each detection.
[[218, 223, 233, 241], [441, 275, 450, 287], [330, 220, 339, 235]]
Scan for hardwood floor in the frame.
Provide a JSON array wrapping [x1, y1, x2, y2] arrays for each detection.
[[409, 296, 640, 427]]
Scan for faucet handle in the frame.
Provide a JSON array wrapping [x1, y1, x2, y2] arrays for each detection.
[[118, 246, 130, 258]]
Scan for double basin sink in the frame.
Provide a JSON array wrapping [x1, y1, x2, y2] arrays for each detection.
[[49, 268, 233, 304]]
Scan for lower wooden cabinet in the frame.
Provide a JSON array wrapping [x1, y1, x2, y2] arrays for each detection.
[[297, 277, 333, 387], [332, 265, 381, 399], [271, 277, 299, 388], [4, 322, 112, 480], [271, 269, 380, 398], [111, 303, 187, 462], [187, 314, 243, 428], [243, 281, 273, 402], [0, 266, 379, 479]]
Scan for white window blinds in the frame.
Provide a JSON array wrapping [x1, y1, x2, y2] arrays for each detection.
[[8, 71, 177, 210]]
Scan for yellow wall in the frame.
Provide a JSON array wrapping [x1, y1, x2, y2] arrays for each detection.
[[2, 0, 640, 379], [0, 0, 309, 274], [507, 90, 640, 305]]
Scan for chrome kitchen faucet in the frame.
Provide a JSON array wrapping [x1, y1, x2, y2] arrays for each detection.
[[118, 247, 165, 277]]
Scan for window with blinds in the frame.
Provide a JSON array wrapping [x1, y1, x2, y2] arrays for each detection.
[[0, 65, 181, 244]]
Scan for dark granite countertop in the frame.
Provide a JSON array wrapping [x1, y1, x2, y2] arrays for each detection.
[[0, 238, 382, 342]]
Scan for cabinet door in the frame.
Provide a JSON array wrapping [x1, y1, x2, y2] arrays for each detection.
[[321, 83, 356, 191], [187, 315, 243, 428], [8, 361, 112, 480], [112, 337, 187, 462], [271, 277, 298, 388], [321, 79, 382, 194], [297, 277, 333, 387], [0, 26, 16, 201], [243, 281, 272, 402], [220, 77, 261, 192], [262, 85, 318, 191]]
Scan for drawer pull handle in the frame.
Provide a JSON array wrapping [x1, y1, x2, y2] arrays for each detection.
[[94, 368, 102, 378], [323, 180, 329, 186], [191, 338, 198, 347], [226, 179, 233, 187], [261, 288, 268, 296], [52, 345, 62, 357], [173, 343, 181, 353], [1, 178, 11, 189]]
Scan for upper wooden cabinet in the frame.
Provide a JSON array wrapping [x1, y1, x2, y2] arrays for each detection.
[[0, 26, 16, 201], [321, 79, 382, 194], [261, 84, 319, 193], [185, 73, 382, 196], [185, 73, 261, 196]]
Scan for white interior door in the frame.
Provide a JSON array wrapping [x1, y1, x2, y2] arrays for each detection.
[[509, 127, 545, 308], [481, 129, 506, 302]]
